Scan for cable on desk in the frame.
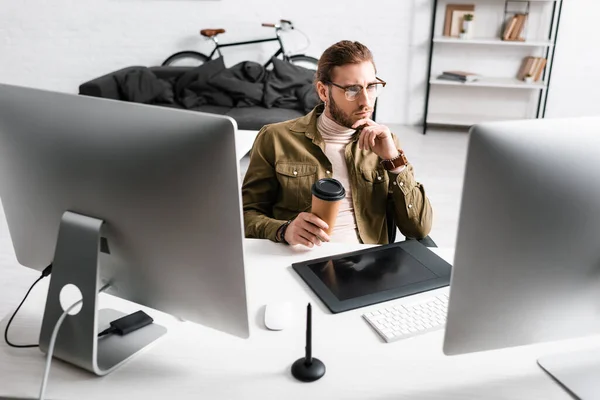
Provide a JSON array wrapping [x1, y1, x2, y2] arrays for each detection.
[[38, 282, 110, 400], [38, 283, 154, 400], [38, 296, 82, 400], [4, 264, 52, 348], [4, 265, 145, 348]]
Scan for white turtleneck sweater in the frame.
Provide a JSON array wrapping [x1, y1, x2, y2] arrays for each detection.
[[316, 113, 361, 244]]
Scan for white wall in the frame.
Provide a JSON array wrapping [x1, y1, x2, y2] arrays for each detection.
[[545, 0, 600, 118], [0, 0, 433, 125]]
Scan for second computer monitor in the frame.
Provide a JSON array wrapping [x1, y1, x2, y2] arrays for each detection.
[[444, 117, 600, 356], [0, 84, 249, 374], [442, 117, 600, 398]]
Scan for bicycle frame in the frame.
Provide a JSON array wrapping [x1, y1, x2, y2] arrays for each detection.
[[206, 31, 289, 67]]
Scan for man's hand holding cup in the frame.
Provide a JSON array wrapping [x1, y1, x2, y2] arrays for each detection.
[[284, 212, 330, 247], [285, 178, 347, 248]]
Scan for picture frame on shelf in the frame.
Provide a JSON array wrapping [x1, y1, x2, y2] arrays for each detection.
[[450, 11, 474, 37], [444, 4, 475, 37]]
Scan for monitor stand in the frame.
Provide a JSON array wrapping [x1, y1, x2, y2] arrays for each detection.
[[538, 348, 600, 400], [38, 211, 167, 376]]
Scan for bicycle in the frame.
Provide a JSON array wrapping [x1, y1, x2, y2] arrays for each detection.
[[162, 19, 319, 70]]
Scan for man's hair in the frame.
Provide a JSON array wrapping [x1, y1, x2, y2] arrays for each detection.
[[315, 40, 376, 84]]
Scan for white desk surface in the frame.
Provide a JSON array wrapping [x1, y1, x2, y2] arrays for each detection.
[[1, 239, 597, 399]]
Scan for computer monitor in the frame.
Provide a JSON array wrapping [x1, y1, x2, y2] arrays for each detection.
[[443, 117, 600, 399], [0, 83, 249, 375]]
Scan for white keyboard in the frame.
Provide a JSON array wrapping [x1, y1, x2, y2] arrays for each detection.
[[362, 293, 449, 343]]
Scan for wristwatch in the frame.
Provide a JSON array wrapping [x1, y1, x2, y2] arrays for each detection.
[[276, 220, 292, 243], [380, 150, 408, 171]]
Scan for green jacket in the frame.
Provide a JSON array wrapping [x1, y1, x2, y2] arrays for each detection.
[[242, 104, 433, 244]]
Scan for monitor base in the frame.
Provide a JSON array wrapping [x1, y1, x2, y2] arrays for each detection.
[[538, 348, 600, 400], [39, 211, 166, 376]]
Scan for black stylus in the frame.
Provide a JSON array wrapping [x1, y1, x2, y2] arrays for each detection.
[[291, 302, 325, 382], [305, 303, 312, 365]]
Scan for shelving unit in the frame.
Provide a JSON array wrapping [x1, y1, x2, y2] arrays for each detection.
[[423, 0, 563, 134], [432, 36, 553, 47], [430, 76, 546, 89]]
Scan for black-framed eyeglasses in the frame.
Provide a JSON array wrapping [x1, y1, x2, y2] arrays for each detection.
[[324, 77, 386, 101]]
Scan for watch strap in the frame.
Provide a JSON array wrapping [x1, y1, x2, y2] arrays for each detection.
[[276, 220, 292, 243], [380, 150, 408, 170]]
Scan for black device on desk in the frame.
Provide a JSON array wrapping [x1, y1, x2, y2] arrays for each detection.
[[292, 240, 451, 313]]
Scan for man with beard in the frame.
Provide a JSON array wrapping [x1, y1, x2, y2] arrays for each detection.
[[242, 41, 433, 247]]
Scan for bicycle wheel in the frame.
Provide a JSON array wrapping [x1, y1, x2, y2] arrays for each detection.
[[162, 51, 210, 67], [289, 55, 319, 71]]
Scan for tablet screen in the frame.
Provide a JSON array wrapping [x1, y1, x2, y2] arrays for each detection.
[[306, 245, 439, 301]]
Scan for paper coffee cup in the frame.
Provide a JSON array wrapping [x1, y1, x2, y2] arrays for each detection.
[[311, 178, 346, 235]]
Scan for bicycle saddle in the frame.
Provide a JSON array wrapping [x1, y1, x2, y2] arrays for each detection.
[[200, 29, 226, 37]]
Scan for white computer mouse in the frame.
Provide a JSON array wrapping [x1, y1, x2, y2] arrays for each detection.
[[264, 302, 292, 331]]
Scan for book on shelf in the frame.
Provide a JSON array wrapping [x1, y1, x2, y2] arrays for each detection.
[[503, 14, 527, 41], [517, 57, 533, 80], [438, 71, 481, 82], [513, 14, 527, 40], [503, 16, 518, 40], [534, 58, 547, 81], [517, 56, 547, 81], [437, 74, 465, 82]]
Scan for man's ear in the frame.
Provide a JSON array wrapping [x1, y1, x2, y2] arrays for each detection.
[[316, 81, 328, 104]]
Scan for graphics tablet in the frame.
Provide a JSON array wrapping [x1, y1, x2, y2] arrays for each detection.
[[292, 240, 452, 313]]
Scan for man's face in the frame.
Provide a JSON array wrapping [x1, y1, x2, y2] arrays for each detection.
[[318, 61, 377, 129]]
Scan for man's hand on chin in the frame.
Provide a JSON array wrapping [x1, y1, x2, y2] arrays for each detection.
[[352, 119, 399, 160]]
